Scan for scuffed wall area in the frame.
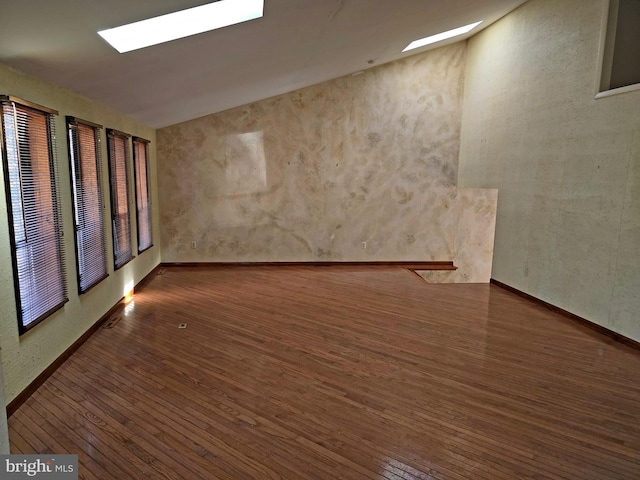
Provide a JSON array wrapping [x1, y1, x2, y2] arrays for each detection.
[[459, 0, 640, 340], [158, 43, 497, 281]]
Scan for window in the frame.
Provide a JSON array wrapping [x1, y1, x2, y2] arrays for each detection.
[[107, 129, 132, 269], [600, 0, 640, 92], [133, 137, 152, 253], [67, 117, 108, 293], [0, 96, 68, 333]]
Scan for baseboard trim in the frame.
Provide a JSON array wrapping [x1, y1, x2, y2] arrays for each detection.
[[490, 279, 640, 351], [6, 265, 161, 417], [160, 261, 457, 270]]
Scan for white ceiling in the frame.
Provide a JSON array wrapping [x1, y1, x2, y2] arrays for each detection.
[[0, 0, 527, 128]]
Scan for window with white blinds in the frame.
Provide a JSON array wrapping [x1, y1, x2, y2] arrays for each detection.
[[133, 137, 152, 253], [0, 95, 68, 333], [67, 117, 108, 293], [107, 129, 133, 269]]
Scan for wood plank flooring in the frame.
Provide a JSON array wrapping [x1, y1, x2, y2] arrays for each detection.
[[8, 266, 640, 479]]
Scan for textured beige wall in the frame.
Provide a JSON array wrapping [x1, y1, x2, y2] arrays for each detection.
[[0, 63, 161, 403], [459, 0, 640, 340], [157, 43, 497, 281]]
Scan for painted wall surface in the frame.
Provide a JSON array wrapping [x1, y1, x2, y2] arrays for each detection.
[[0, 63, 161, 403], [459, 0, 640, 340], [0, 347, 8, 454], [417, 187, 497, 284], [157, 43, 497, 281]]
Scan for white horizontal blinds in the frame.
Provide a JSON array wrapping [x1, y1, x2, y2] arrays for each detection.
[[133, 137, 152, 253], [107, 130, 133, 269], [68, 119, 108, 292], [0, 97, 68, 332]]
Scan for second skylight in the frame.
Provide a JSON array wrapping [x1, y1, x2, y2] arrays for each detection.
[[403, 21, 483, 52]]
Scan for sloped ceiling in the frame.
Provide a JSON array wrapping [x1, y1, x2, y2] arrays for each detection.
[[0, 0, 527, 128]]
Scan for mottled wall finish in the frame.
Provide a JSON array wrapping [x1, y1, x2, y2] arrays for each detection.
[[459, 0, 640, 340], [418, 188, 497, 284], [158, 43, 496, 280], [0, 63, 160, 403]]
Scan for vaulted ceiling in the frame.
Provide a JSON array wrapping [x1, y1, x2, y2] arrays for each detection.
[[0, 0, 527, 128]]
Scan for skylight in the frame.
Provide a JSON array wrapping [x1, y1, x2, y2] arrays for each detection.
[[402, 21, 483, 52], [98, 0, 265, 53]]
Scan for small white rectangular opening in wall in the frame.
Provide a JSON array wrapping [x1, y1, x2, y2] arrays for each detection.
[[597, 0, 640, 97]]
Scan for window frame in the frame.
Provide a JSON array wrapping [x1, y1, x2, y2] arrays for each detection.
[[67, 116, 109, 293], [106, 128, 134, 270], [132, 137, 153, 254], [597, 0, 640, 97], [0, 95, 68, 334]]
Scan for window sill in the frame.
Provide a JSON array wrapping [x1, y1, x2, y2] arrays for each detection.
[[596, 82, 640, 99]]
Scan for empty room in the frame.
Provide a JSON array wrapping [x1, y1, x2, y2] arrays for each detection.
[[1, 0, 639, 478]]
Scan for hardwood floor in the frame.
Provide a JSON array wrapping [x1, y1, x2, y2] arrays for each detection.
[[8, 266, 640, 479]]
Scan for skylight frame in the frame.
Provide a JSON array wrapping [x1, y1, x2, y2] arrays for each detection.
[[98, 0, 265, 53]]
